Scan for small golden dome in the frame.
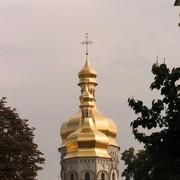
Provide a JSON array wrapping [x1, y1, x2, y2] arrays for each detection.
[[78, 59, 97, 78], [78, 59, 98, 86]]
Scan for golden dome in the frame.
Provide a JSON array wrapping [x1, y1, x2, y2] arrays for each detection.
[[64, 115, 110, 159], [78, 59, 97, 86], [60, 34, 119, 159], [78, 59, 97, 78], [60, 105, 118, 149], [64, 84, 110, 159]]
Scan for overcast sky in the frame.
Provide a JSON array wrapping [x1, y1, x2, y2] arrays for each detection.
[[0, 0, 180, 179]]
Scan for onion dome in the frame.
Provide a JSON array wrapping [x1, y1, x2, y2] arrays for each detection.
[[60, 106, 118, 148], [60, 34, 119, 155], [64, 114, 110, 159], [78, 59, 97, 86], [60, 60, 118, 149], [64, 84, 110, 159]]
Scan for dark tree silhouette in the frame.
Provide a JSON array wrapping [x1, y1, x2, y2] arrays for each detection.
[[0, 97, 45, 180], [122, 63, 180, 180], [121, 147, 152, 180]]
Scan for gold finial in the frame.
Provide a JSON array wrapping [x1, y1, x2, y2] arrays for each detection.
[[82, 33, 92, 56]]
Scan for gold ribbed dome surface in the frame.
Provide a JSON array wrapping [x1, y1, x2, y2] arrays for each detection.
[[78, 59, 97, 86], [60, 105, 118, 148], [60, 34, 119, 159], [78, 59, 97, 78], [64, 115, 110, 159]]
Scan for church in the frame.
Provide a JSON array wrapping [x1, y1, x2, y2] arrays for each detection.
[[58, 34, 120, 180]]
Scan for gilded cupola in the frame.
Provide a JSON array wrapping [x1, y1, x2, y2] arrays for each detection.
[[60, 34, 118, 157], [78, 59, 97, 87], [64, 83, 110, 159]]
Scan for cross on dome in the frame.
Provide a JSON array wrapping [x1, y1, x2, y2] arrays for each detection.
[[81, 33, 92, 55]]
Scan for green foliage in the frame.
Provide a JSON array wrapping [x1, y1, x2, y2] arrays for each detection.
[[121, 148, 152, 180], [0, 97, 45, 180], [122, 63, 180, 180]]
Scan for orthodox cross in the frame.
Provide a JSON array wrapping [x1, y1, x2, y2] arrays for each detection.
[[82, 33, 92, 55]]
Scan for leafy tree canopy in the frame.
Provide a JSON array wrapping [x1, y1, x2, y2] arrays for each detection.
[[0, 97, 45, 180], [122, 63, 180, 180], [121, 147, 152, 180]]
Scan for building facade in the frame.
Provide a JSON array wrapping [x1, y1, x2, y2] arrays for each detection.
[[59, 34, 120, 180]]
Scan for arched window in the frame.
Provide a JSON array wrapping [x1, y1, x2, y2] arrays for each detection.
[[70, 173, 74, 180], [85, 172, 90, 180], [101, 173, 105, 180], [112, 172, 115, 180]]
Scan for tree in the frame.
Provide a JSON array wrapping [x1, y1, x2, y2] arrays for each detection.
[[122, 63, 180, 180], [0, 97, 45, 180], [121, 147, 152, 180]]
